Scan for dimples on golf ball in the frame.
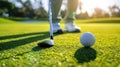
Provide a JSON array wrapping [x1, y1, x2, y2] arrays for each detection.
[[80, 32, 95, 47]]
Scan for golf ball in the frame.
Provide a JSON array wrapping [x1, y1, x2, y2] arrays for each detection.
[[80, 32, 95, 47]]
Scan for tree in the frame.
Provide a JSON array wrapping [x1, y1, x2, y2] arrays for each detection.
[[0, 0, 14, 16], [76, 11, 89, 19], [109, 5, 120, 17], [11, 0, 48, 18], [16, 0, 35, 18], [10, 7, 25, 17], [34, 0, 48, 18], [103, 12, 110, 18], [92, 8, 105, 18]]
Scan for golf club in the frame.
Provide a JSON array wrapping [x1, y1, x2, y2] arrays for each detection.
[[38, 0, 54, 47]]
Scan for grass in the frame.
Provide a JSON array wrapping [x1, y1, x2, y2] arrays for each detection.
[[1, 17, 48, 21], [0, 18, 19, 24], [0, 17, 120, 67]]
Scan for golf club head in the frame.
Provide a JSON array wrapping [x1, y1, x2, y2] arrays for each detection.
[[38, 40, 54, 47]]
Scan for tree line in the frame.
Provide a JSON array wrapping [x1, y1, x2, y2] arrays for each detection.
[[0, 0, 48, 18], [76, 5, 120, 19], [0, 0, 120, 19]]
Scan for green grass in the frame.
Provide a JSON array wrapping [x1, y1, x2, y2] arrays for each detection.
[[0, 18, 19, 24], [0, 18, 120, 67], [0, 17, 48, 21]]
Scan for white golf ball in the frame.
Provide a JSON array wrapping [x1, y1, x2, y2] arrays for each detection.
[[80, 32, 95, 47]]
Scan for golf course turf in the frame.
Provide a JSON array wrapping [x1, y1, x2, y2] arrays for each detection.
[[0, 18, 120, 67]]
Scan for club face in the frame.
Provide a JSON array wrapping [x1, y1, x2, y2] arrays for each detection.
[[38, 40, 54, 48]]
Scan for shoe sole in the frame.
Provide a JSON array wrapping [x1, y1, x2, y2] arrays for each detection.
[[53, 29, 63, 34]]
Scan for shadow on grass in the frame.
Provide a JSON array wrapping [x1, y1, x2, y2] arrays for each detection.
[[74, 47, 97, 63], [0, 31, 68, 51], [0, 46, 48, 61], [0, 32, 45, 40], [0, 31, 50, 51]]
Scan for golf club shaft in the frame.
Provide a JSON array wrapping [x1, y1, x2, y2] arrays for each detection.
[[48, 0, 53, 40]]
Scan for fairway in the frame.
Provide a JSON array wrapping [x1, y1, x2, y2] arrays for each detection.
[[0, 18, 120, 67]]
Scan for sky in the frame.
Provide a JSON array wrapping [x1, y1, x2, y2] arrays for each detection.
[[9, 0, 120, 16], [80, 0, 120, 15]]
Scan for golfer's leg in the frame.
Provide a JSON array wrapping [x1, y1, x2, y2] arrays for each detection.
[[51, 0, 62, 23], [65, 0, 78, 21], [64, 0, 80, 32], [51, 0, 63, 34]]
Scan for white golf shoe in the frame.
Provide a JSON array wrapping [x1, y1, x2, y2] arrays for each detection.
[[64, 21, 81, 32], [53, 22, 63, 34]]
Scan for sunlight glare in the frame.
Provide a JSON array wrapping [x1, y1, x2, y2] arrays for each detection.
[[80, 0, 117, 15]]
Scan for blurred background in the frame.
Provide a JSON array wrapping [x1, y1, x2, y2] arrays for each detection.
[[0, 0, 120, 20]]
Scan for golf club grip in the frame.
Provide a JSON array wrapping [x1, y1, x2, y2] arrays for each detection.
[[48, 0, 54, 40]]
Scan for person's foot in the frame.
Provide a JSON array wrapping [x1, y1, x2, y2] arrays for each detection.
[[53, 22, 63, 34], [64, 21, 81, 32]]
